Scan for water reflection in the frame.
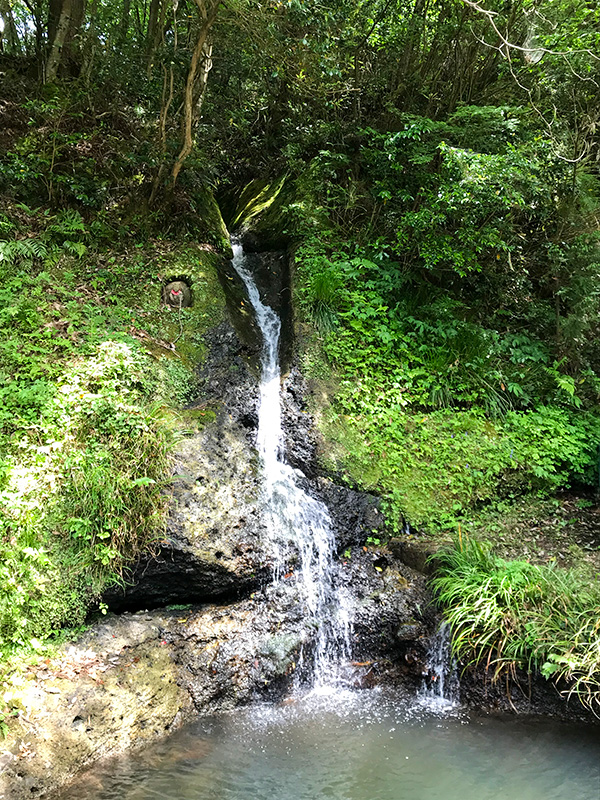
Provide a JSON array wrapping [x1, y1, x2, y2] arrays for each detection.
[[57, 690, 600, 800]]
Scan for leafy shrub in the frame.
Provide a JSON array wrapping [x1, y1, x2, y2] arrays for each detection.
[[296, 244, 344, 331], [296, 235, 600, 528], [431, 537, 600, 712]]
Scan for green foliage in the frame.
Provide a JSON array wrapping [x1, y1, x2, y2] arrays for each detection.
[[0, 215, 225, 661], [296, 244, 343, 331], [0, 0, 599, 728], [320, 399, 600, 530], [431, 537, 600, 711], [0, 340, 173, 651], [297, 222, 600, 528]]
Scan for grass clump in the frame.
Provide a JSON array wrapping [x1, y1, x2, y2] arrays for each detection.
[[431, 536, 600, 713]]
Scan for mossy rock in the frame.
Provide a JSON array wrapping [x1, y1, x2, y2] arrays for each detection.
[[142, 244, 228, 370], [227, 176, 296, 251]]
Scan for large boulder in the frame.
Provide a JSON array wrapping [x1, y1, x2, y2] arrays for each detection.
[[0, 589, 309, 800]]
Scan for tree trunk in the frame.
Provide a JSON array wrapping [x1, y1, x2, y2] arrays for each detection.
[[171, 0, 219, 187], [149, 63, 175, 206], [48, 0, 62, 45], [147, 0, 169, 74], [45, 0, 85, 80], [45, 0, 74, 81], [118, 0, 131, 44], [0, 1, 22, 53], [146, 0, 160, 51], [81, 0, 99, 84], [23, 0, 45, 65]]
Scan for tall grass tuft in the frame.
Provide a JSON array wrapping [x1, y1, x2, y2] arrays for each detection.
[[304, 266, 343, 331], [431, 536, 600, 713]]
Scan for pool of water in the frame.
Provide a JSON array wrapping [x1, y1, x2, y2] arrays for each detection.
[[56, 689, 600, 800]]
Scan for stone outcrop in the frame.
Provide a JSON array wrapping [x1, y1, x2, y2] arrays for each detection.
[[0, 547, 433, 799]]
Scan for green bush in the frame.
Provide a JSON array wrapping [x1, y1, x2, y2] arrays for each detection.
[[431, 537, 600, 712]]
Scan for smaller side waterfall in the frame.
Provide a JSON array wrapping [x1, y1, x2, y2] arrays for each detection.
[[231, 243, 352, 688], [419, 621, 459, 710]]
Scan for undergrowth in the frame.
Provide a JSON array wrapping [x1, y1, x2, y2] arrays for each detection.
[[0, 205, 225, 664], [297, 239, 600, 530], [431, 537, 600, 713]]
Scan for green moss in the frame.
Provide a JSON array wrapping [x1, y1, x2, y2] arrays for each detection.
[[229, 176, 287, 229], [186, 184, 232, 255], [295, 243, 600, 536], [229, 176, 295, 249], [180, 406, 218, 430]]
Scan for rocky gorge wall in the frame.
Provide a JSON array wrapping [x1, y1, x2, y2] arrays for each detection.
[[0, 246, 437, 800]]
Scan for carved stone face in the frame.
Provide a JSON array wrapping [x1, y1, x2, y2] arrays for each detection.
[[164, 281, 192, 308]]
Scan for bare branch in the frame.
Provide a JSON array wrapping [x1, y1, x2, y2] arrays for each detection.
[[460, 0, 600, 61]]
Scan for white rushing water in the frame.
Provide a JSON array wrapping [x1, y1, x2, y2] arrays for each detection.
[[418, 621, 460, 711], [231, 243, 352, 687]]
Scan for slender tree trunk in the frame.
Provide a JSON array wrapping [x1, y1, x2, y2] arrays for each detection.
[[65, 0, 85, 67], [133, 0, 144, 38], [45, 0, 74, 81], [146, 0, 160, 58], [191, 42, 212, 114], [147, 0, 170, 74], [171, 0, 219, 187], [48, 0, 62, 45], [23, 0, 45, 65], [118, 0, 132, 44], [0, 0, 22, 53], [149, 62, 175, 206], [81, 0, 98, 84]]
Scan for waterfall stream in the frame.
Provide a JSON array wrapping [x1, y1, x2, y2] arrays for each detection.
[[232, 243, 352, 688], [419, 621, 459, 709]]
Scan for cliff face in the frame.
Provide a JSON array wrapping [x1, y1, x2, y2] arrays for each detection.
[[0, 246, 436, 800]]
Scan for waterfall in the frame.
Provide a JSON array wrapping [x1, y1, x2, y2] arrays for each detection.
[[419, 621, 459, 710], [231, 243, 352, 688]]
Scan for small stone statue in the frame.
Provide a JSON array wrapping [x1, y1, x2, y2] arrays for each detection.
[[164, 280, 192, 308]]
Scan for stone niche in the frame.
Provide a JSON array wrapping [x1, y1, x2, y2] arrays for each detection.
[[163, 277, 193, 308]]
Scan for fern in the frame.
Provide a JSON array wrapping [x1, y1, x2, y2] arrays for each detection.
[[63, 240, 87, 257], [0, 214, 16, 237], [0, 209, 87, 271], [46, 209, 86, 238], [0, 239, 48, 267]]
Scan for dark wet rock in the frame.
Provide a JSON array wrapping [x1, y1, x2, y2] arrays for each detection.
[[105, 411, 269, 611], [396, 622, 424, 641], [459, 663, 600, 724], [216, 261, 263, 365], [317, 479, 385, 551], [216, 249, 294, 373], [336, 547, 435, 690], [281, 365, 319, 475], [387, 537, 448, 576], [105, 316, 269, 612]]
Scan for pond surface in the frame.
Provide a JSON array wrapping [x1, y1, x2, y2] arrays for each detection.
[[57, 689, 600, 800]]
